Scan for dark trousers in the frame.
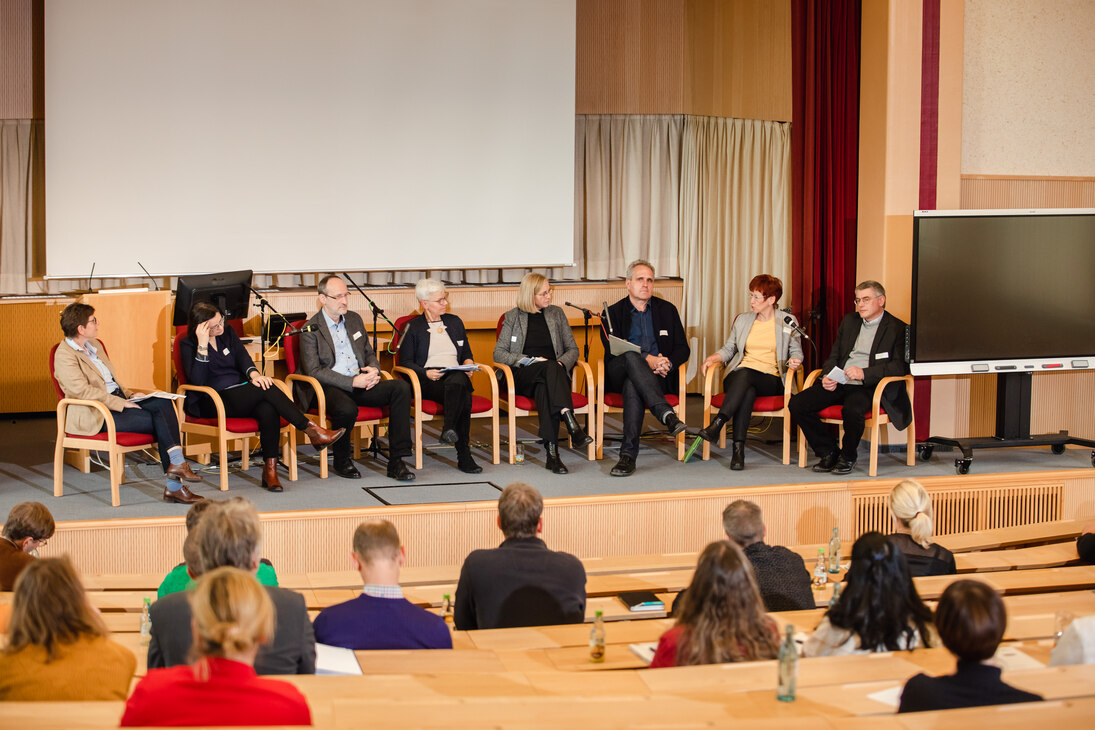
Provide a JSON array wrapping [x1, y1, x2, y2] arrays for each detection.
[[322, 379, 412, 462], [419, 371, 474, 450], [788, 381, 872, 461], [717, 368, 784, 443], [604, 351, 674, 458], [196, 383, 310, 459], [514, 360, 574, 445], [103, 397, 182, 472]]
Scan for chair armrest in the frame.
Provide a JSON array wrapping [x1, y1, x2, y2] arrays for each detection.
[[596, 360, 606, 406], [573, 360, 595, 402], [783, 368, 796, 398], [703, 363, 723, 411], [802, 368, 823, 389], [380, 369, 395, 381], [471, 363, 500, 404], [492, 362, 516, 400], [872, 375, 915, 418], [393, 365, 424, 409], [56, 398, 117, 438], [178, 384, 227, 426], [286, 373, 326, 422]]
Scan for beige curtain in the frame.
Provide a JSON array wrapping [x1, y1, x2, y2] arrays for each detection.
[[678, 116, 792, 390], [0, 120, 47, 293]]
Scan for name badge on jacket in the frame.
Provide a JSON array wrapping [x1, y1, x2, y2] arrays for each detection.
[[352, 331, 362, 340], [876, 352, 889, 359]]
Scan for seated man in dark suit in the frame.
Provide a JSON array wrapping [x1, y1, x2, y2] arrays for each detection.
[[788, 280, 911, 475], [600, 260, 692, 477], [300, 274, 415, 482], [148, 499, 315, 675], [454, 483, 586, 630], [672, 499, 815, 615], [312, 519, 451, 650]]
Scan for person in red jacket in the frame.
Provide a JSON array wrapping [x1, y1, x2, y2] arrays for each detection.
[[121, 567, 311, 727]]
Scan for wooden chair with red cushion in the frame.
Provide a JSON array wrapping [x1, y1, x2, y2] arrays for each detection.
[[171, 333, 297, 491], [796, 369, 916, 476], [700, 365, 801, 464], [493, 315, 595, 464], [282, 323, 392, 478], [596, 359, 686, 461], [49, 342, 157, 507], [391, 313, 500, 470]]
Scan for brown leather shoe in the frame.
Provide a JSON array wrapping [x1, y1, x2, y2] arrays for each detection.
[[163, 484, 204, 504], [261, 457, 284, 492], [166, 462, 205, 483], [303, 422, 346, 450]]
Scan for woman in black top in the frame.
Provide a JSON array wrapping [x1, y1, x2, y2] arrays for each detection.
[[899, 579, 1042, 712], [180, 302, 343, 492], [888, 479, 956, 576], [493, 273, 592, 474]]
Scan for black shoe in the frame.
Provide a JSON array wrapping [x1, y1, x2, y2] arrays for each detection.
[[812, 452, 839, 473], [730, 442, 745, 471], [457, 451, 483, 474], [662, 412, 688, 438], [332, 460, 361, 479], [386, 459, 415, 482], [561, 409, 594, 448], [832, 456, 856, 475], [610, 454, 636, 477], [544, 442, 568, 474], [439, 428, 459, 445], [698, 414, 729, 443]]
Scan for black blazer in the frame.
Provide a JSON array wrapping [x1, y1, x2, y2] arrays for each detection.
[[898, 661, 1042, 713], [397, 313, 474, 379], [600, 295, 690, 393], [179, 326, 258, 418], [821, 310, 912, 430], [148, 585, 316, 675]]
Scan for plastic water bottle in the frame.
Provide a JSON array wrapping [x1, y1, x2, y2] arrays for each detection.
[[813, 548, 828, 588], [140, 597, 152, 645], [442, 593, 454, 629], [828, 528, 841, 574], [589, 610, 606, 663], [777, 624, 797, 701]]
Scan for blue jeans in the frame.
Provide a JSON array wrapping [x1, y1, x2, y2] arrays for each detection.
[[102, 397, 181, 473]]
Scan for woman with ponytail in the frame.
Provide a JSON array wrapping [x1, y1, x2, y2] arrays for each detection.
[[804, 531, 936, 657], [121, 567, 311, 726], [889, 479, 956, 576]]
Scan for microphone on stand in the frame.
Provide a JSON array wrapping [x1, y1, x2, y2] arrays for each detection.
[[783, 314, 811, 341], [564, 302, 597, 317]]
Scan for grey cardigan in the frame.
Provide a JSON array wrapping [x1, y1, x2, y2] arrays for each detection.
[[493, 305, 579, 372], [715, 311, 803, 377]]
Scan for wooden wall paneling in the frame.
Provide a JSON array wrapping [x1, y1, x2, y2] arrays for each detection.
[[82, 291, 173, 392], [684, 0, 792, 121], [0, 297, 70, 412], [960, 175, 1095, 209]]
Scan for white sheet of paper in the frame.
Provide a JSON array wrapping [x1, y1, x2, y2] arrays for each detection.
[[629, 642, 657, 665], [866, 685, 902, 708], [314, 642, 363, 675], [989, 646, 1045, 671], [826, 366, 848, 384]]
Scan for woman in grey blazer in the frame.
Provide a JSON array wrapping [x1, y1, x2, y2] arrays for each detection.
[[698, 275, 802, 470], [494, 273, 592, 474]]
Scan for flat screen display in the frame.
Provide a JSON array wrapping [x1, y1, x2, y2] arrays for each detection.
[[911, 209, 1095, 376]]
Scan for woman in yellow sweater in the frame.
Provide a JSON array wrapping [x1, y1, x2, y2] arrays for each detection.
[[0, 556, 136, 700]]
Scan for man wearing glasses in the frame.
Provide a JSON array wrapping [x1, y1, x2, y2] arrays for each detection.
[[0, 502, 55, 590], [788, 280, 912, 475], [299, 275, 415, 481]]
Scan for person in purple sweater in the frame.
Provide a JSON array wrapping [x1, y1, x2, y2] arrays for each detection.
[[312, 520, 451, 650]]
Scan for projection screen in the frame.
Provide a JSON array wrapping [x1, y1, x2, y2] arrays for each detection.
[[44, 0, 576, 278]]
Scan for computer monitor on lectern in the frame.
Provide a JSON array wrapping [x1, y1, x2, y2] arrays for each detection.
[[172, 270, 253, 327]]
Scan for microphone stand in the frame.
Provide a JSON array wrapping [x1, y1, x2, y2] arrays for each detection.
[[340, 273, 399, 462]]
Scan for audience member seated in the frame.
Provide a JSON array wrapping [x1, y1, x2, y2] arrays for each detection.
[[1050, 615, 1095, 667], [455, 483, 586, 629], [888, 479, 956, 576], [0, 502, 54, 591], [313, 519, 452, 650], [180, 301, 343, 492], [899, 579, 1042, 712], [651, 541, 779, 668], [804, 531, 935, 657], [122, 567, 311, 726], [158, 499, 278, 599], [0, 556, 135, 700], [672, 500, 814, 615], [1078, 520, 1095, 563], [55, 302, 206, 504], [148, 499, 315, 674]]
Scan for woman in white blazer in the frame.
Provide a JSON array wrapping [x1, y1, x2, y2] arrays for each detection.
[[698, 275, 802, 470]]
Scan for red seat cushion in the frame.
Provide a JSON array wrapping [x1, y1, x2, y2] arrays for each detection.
[[512, 393, 587, 412], [185, 416, 288, 432], [709, 394, 785, 412], [819, 405, 884, 420], [418, 399, 443, 416], [307, 406, 386, 422], [469, 395, 494, 414], [66, 431, 155, 447], [604, 393, 676, 409]]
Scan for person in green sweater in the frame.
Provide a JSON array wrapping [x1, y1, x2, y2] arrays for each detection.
[[158, 499, 278, 598]]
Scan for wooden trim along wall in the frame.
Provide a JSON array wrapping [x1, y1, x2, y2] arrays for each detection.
[[960, 175, 1095, 209], [44, 470, 1094, 577]]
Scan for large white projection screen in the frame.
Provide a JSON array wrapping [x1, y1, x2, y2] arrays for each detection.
[[45, 0, 576, 278]]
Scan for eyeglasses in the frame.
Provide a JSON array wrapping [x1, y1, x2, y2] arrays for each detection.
[[86, 317, 99, 325], [749, 293, 767, 301], [32, 537, 48, 547], [428, 295, 448, 304], [322, 292, 349, 301], [853, 295, 877, 305]]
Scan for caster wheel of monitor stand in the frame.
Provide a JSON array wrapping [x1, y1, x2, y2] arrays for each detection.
[[955, 458, 971, 475], [1051, 443, 1066, 455], [917, 445, 934, 462]]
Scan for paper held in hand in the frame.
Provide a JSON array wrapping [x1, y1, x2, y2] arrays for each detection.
[[127, 392, 184, 403]]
